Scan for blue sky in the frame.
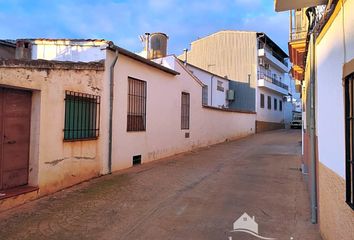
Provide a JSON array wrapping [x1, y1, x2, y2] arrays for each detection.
[[0, 0, 289, 55]]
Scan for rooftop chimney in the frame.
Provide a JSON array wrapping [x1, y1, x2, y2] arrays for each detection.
[[183, 48, 188, 65]]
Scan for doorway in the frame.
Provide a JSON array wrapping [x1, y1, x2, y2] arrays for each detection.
[[0, 87, 32, 190]]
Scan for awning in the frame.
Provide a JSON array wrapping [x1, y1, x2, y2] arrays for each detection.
[[274, 0, 328, 12]]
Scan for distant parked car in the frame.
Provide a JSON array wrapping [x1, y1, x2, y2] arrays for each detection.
[[290, 112, 302, 129]]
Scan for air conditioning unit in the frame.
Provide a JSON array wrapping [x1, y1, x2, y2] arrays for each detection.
[[258, 58, 264, 66], [226, 90, 235, 101], [264, 63, 270, 69]]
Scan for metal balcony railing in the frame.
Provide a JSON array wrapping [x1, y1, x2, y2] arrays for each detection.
[[258, 43, 288, 67], [290, 30, 308, 42], [289, 8, 308, 42], [271, 50, 289, 67], [258, 71, 289, 91]]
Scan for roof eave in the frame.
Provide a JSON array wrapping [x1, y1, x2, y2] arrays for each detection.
[[107, 45, 180, 76], [257, 33, 289, 58], [0, 40, 16, 48], [274, 0, 328, 12]]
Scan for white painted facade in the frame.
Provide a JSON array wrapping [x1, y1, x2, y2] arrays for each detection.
[[186, 63, 230, 108], [154, 56, 231, 108], [289, 2, 354, 239], [256, 39, 290, 124], [256, 87, 285, 123], [315, 0, 354, 178], [108, 53, 255, 171], [14, 38, 256, 174], [22, 39, 107, 62]]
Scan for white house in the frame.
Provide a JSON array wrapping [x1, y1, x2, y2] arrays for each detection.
[[0, 37, 256, 211], [181, 31, 294, 132], [153, 55, 233, 109], [183, 62, 232, 108], [277, 0, 354, 239]]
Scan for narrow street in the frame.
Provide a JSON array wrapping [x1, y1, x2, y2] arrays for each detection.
[[0, 130, 321, 240]]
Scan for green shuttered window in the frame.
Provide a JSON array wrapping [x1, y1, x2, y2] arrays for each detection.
[[64, 91, 100, 141]]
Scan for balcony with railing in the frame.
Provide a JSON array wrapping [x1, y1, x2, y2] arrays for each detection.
[[257, 71, 289, 95], [257, 35, 289, 73], [290, 9, 308, 42], [258, 47, 289, 72]]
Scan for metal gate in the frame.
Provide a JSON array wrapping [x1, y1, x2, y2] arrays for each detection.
[[0, 87, 31, 190]]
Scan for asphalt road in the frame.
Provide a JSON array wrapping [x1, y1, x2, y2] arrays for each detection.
[[0, 129, 322, 240]]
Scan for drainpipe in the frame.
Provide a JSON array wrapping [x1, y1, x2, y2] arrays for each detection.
[[306, 7, 318, 224], [309, 34, 317, 224], [108, 49, 119, 174]]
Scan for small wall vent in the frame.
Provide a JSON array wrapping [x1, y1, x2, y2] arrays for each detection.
[[133, 155, 142, 165]]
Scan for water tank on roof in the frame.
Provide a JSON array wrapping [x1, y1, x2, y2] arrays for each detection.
[[149, 33, 168, 59]]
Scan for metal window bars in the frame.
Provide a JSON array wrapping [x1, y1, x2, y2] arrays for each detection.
[[344, 74, 354, 210], [181, 92, 190, 130], [267, 96, 272, 110], [64, 91, 100, 141], [258, 71, 289, 91], [260, 94, 265, 108], [127, 77, 147, 132]]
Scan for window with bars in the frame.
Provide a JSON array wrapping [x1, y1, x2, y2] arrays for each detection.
[[274, 98, 278, 110], [280, 100, 283, 111], [267, 96, 272, 110], [344, 73, 354, 209], [181, 92, 190, 130], [64, 91, 100, 141], [202, 85, 208, 106], [127, 77, 147, 132], [260, 94, 265, 108], [217, 80, 224, 92]]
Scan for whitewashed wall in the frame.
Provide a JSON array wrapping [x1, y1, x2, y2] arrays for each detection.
[[155, 56, 230, 108], [316, 0, 354, 178], [256, 87, 285, 123], [185, 64, 230, 108], [108, 52, 255, 171], [31, 40, 107, 62]]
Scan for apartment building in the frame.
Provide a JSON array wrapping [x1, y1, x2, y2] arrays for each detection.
[[276, 0, 354, 239], [180, 30, 291, 132]]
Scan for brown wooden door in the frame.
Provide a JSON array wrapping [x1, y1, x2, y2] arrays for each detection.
[[0, 88, 31, 190]]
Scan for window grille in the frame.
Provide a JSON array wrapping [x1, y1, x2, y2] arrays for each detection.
[[127, 77, 147, 132], [202, 85, 208, 105], [280, 100, 283, 111], [260, 94, 265, 108], [344, 73, 354, 209], [181, 92, 190, 130], [267, 96, 272, 109], [64, 91, 100, 141]]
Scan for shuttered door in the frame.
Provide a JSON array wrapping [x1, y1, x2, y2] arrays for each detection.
[[0, 88, 31, 190]]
